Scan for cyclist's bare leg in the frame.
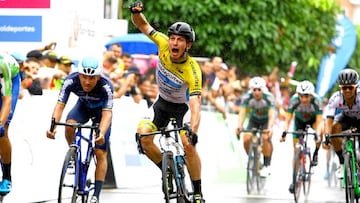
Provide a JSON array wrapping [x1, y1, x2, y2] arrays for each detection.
[[330, 123, 343, 152], [242, 132, 252, 154], [330, 123, 344, 164], [138, 130, 162, 164], [93, 149, 108, 199], [262, 132, 273, 158], [181, 134, 201, 180], [292, 138, 300, 170], [65, 119, 77, 145], [0, 127, 11, 164], [94, 149, 108, 181]]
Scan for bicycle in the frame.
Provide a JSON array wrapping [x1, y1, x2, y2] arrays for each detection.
[[50, 117, 100, 203], [283, 124, 317, 203], [136, 118, 198, 203], [241, 127, 267, 194], [325, 127, 360, 203]]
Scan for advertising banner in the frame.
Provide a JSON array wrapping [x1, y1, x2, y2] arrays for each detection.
[[0, 15, 42, 42]]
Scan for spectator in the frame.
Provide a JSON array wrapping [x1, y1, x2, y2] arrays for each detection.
[[119, 53, 133, 72], [50, 56, 74, 90], [102, 52, 122, 88], [207, 62, 230, 119], [137, 75, 154, 107], [114, 66, 142, 103], [21, 58, 43, 96], [37, 51, 60, 89]]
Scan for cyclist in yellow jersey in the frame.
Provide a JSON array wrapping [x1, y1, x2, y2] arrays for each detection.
[[0, 53, 21, 195], [130, 1, 204, 202]]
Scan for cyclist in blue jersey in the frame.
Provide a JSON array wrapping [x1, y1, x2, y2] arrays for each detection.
[[46, 56, 114, 203], [0, 53, 21, 195], [130, 1, 205, 202]]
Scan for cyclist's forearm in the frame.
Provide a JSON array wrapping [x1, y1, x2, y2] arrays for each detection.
[[189, 96, 201, 133], [100, 110, 112, 135], [52, 102, 65, 122], [237, 107, 246, 128], [324, 118, 334, 134], [283, 112, 292, 131], [0, 96, 11, 125], [131, 13, 152, 35], [267, 109, 276, 130]]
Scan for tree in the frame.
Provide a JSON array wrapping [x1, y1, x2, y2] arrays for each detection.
[[123, 0, 339, 81]]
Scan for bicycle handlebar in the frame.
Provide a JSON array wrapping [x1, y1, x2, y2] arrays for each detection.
[[138, 123, 198, 145], [282, 130, 318, 140], [50, 117, 100, 137], [324, 128, 360, 145], [241, 128, 268, 134]]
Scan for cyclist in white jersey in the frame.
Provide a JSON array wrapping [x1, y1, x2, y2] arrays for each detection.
[[324, 68, 360, 179]]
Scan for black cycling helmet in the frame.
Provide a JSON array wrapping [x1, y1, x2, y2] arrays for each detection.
[[167, 22, 195, 42], [337, 68, 359, 85]]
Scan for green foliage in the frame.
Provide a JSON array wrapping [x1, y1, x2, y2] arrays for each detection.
[[123, 0, 340, 81]]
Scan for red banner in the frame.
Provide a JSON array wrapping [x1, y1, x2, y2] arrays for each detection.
[[0, 0, 50, 8]]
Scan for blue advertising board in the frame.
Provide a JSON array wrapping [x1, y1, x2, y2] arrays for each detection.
[[0, 15, 42, 42]]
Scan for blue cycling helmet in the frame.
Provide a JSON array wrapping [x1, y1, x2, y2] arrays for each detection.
[[167, 22, 195, 42], [78, 56, 101, 76]]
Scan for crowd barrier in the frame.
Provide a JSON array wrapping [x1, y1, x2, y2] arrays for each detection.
[[5, 90, 245, 202]]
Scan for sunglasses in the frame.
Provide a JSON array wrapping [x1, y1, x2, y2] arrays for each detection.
[[252, 88, 262, 92], [299, 94, 311, 98], [340, 85, 356, 91]]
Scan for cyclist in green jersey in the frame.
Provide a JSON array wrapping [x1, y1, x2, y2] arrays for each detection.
[[130, 1, 204, 202], [280, 80, 322, 193], [0, 53, 21, 195], [236, 76, 276, 178]]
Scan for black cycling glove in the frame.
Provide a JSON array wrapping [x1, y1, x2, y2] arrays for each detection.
[[129, 1, 144, 13]]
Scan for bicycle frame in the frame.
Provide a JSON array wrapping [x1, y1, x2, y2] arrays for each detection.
[[329, 129, 360, 200], [242, 128, 265, 194], [51, 118, 99, 202], [73, 128, 96, 195], [286, 125, 316, 203], [344, 137, 360, 195], [138, 119, 195, 203]]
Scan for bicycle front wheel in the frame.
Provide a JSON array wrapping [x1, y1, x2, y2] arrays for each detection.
[[302, 150, 312, 197], [175, 156, 193, 203], [293, 148, 302, 203], [58, 146, 78, 203], [246, 143, 257, 194], [162, 151, 175, 203], [345, 153, 357, 203]]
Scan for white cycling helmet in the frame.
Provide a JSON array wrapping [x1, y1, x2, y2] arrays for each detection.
[[249, 76, 266, 90], [78, 56, 102, 76], [296, 80, 315, 95]]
